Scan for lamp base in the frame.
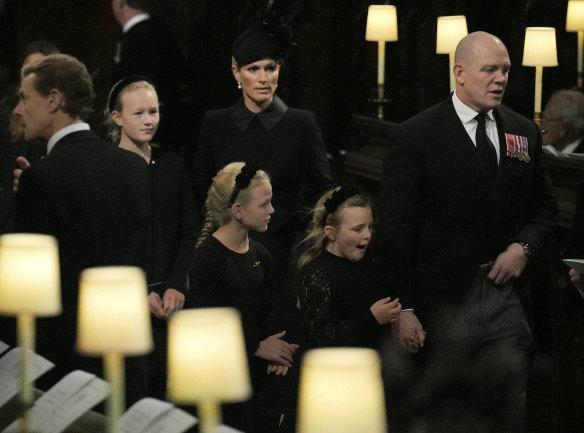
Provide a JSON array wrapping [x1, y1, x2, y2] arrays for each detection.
[[533, 111, 541, 126], [104, 353, 125, 433], [367, 97, 388, 120], [198, 401, 220, 433]]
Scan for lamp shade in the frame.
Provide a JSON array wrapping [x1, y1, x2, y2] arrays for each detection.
[[297, 348, 387, 433], [167, 308, 252, 404], [365, 5, 398, 42], [567, 0, 584, 31], [77, 266, 152, 355], [0, 233, 61, 316], [436, 15, 468, 53], [522, 27, 558, 66]]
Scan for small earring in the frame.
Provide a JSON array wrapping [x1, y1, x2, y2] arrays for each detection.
[[237, 82, 242, 90]]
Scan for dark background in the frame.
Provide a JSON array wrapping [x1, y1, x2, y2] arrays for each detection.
[[0, 1, 581, 431], [0, 0, 577, 155]]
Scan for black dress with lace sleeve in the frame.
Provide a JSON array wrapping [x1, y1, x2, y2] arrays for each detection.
[[298, 250, 389, 350]]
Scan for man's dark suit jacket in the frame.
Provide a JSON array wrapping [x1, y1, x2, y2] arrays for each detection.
[[377, 96, 558, 328], [573, 139, 584, 154], [11, 129, 148, 386], [112, 18, 190, 151]]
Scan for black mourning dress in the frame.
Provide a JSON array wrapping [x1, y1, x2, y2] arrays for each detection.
[[188, 236, 272, 432], [131, 147, 199, 403], [194, 94, 333, 431], [298, 250, 388, 350]]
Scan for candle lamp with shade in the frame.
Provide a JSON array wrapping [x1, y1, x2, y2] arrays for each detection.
[[436, 15, 468, 93], [365, 4, 398, 120], [567, 0, 584, 89], [167, 307, 252, 433], [296, 347, 387, 433], [0, 233, 61, 432], [522, 27, 558, 125], [76, 266, 152, 433]]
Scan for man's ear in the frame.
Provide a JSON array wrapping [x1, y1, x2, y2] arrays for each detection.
[[453, 63, 464, 86], [559, 119, 570, 138], [47, 89, 63, 113], [324, 225, 336, 242]]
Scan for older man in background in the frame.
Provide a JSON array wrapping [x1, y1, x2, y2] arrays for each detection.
[[541, 89, 584, 157]]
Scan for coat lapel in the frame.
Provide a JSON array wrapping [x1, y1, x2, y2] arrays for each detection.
[[436, 98, 492, 196]]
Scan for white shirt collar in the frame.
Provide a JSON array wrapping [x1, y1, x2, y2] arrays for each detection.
[[123, 13, 150, 33], [47, 123, 90, 155], [562, 138, 583, 154], [452, 91, 494, 124]]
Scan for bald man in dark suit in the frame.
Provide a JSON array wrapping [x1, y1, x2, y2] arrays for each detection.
[[377, 32, 558, 432]]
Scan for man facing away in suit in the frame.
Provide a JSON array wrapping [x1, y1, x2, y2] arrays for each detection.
[[377, 32, 557, 432], [111, 0, 192, 156], [10, 54, 148, 391], [541, 89, 584, 157]]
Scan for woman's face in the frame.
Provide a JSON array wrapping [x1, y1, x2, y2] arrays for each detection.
[[325, 206, 373, 262], [112, 87, 159, 146], [238, 180, 274, 233], [232, 59, 280, 112]]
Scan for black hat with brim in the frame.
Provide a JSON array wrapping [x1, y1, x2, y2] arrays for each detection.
[[232, 18, 295, 66]]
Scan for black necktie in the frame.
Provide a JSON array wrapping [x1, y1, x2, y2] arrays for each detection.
[[475, 113, 498, 188]]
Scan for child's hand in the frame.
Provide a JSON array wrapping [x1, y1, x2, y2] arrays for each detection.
[[267, 362, 289, 376], [370, 297, 402, 324], [255, 330, 300, 367]]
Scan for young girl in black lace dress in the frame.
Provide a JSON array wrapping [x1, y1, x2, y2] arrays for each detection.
[[297, 186, 401, 350]]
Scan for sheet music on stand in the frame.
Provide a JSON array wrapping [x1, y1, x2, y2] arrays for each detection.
[[2, 370, 109, 433], [119, 397, 196, 433], [0, 347, 54, 407], [119, 398, 243, 433]]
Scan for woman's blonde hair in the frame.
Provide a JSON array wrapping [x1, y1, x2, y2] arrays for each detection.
[[296, 186, 371, 274], [196, 162, 270, 247], [103, 79, 158, 144]]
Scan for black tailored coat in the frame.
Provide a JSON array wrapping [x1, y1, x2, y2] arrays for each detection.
[[193, 96, 333, 253], [11, 130, 148, 386], [377, 96, 558, 328]]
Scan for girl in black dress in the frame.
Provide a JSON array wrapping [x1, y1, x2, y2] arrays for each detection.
[[189, 162, 299, 432], [297, 186, 402, 350], [106, 76, 199, 402]]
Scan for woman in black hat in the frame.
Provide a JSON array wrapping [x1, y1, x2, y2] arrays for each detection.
[[193, 16, 334, 432]]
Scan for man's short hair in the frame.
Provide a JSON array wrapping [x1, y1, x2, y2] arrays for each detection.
[[125, 0, 151, 13], [21, 53, 94, 121], [19, 40, 60, 67]]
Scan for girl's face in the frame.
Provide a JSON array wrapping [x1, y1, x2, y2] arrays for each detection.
[[238, 180, 274, 232], [325, 206, 373, 262], [112, 87, 159, 146], [232, 59, 280, 112]]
